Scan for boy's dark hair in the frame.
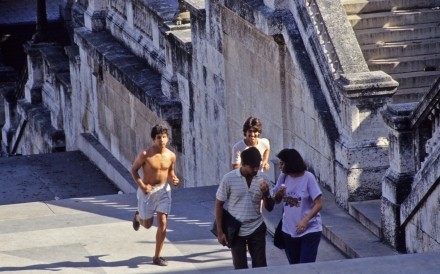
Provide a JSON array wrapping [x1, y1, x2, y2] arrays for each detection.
[[151, 124, 169, 139], [276, 148, 307, 174], [242, 117, 262, 136], [241, 147, 262, 167]]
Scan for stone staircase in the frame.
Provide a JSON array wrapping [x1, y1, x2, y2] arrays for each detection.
[[343, 0, 440, 103], [336, 0, 440, 252]]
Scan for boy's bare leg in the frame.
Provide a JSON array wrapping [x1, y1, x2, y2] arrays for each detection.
[[135, 212, 154, 229], [155, 212, 167, 258]]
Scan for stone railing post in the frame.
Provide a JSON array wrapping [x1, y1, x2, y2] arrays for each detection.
[[333, 72, 398, 207], [84, 0, 107, 31], [23, 42, 47, 104], [381, 103, 416, 251]]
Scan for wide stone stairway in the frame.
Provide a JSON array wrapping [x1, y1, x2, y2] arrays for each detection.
[[338, 0, 440, 247], [343, 0, 440, 103]]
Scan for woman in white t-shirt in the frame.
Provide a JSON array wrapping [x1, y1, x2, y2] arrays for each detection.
[[231, 117, 271, 171]]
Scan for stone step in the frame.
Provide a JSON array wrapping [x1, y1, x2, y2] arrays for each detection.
[[391, 87, 430, 103], [390, 70, 440, 89], [342, 0, 440, 15], [319, 188, 397, 258], [361, 38, 440, 60], [355, 22, 440, 45], [348, 8, 440, 30], [349, 200, 382, 239], [367, 53, 440, 74], [342, 0, 394, 15]]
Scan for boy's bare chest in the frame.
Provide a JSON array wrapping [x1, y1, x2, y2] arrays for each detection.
[[145, 154, 171, 170]]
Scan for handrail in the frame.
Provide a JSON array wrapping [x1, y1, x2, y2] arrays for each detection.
[[410, 76, 440, 169], [290, 0, 391, 115], [301, 0, 369, 77]]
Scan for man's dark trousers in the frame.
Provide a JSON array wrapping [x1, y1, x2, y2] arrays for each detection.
[[230, 222, 267, 269]]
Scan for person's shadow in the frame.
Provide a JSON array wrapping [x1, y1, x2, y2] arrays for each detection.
[[0, 254, 150, 272], [0, 248, 231, 272]]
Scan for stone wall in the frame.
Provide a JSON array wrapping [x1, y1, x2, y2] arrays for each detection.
[[183, 0, 337, 186], [405, 182, 440, 252]]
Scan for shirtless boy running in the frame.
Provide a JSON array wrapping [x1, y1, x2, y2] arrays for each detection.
[[131, 124, 179, 266]]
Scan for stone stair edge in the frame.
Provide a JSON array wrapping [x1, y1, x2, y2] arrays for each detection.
[[356, 22, 440, 35], [348, 200, 382, 239], [361, 37, 440, 49], [342, 0, 440, 15], [348, 9, 440, 30], [367, 52, 440, 62], [390, 70, 440, 78], [360, 39, 440, 60], [320, 188, 397, 258]]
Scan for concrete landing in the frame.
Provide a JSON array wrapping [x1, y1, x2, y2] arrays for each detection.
[[0, 186, 346, 273], [0, 152, 119, 205]]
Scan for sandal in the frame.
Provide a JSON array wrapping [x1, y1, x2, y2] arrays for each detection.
[[153, 256, 168, 266], [132, 211, 140, 231]]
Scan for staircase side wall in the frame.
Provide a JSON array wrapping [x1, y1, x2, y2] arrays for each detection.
[[405, 181, 440, 253]]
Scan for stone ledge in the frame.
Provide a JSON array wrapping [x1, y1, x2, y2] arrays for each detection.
[[381, 103, 417, 130], [336, 71, 398, 98], [185, 0, 205, 17], [223, 0, 284, 36], [78, 133, 137, 194]]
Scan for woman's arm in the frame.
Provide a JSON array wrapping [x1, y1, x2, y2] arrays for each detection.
[[296, 195, 323, 233]]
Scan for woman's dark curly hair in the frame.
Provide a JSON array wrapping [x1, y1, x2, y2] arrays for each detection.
[[276, 148, 307, 174]]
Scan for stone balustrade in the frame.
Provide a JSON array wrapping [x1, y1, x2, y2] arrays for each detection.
[[305, 0, 343, 78], [411, 78, 440, 168], [381, 76, 440, 251]]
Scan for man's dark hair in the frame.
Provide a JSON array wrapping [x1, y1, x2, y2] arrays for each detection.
[[241, 147, 262, 167], [242, 117, 262, 136], [276, 148, 307, 174], [151, 124, 169, 139]]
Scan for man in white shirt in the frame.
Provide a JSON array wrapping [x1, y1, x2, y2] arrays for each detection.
[[231, 117, 270, 171], [216, 147, 275, 269]]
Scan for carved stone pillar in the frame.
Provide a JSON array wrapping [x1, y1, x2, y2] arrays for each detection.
[[334, 71, 398, 207], [23, 42, 47, 104], [84, 0, 107, 31], [381, 103, 416, 251]]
